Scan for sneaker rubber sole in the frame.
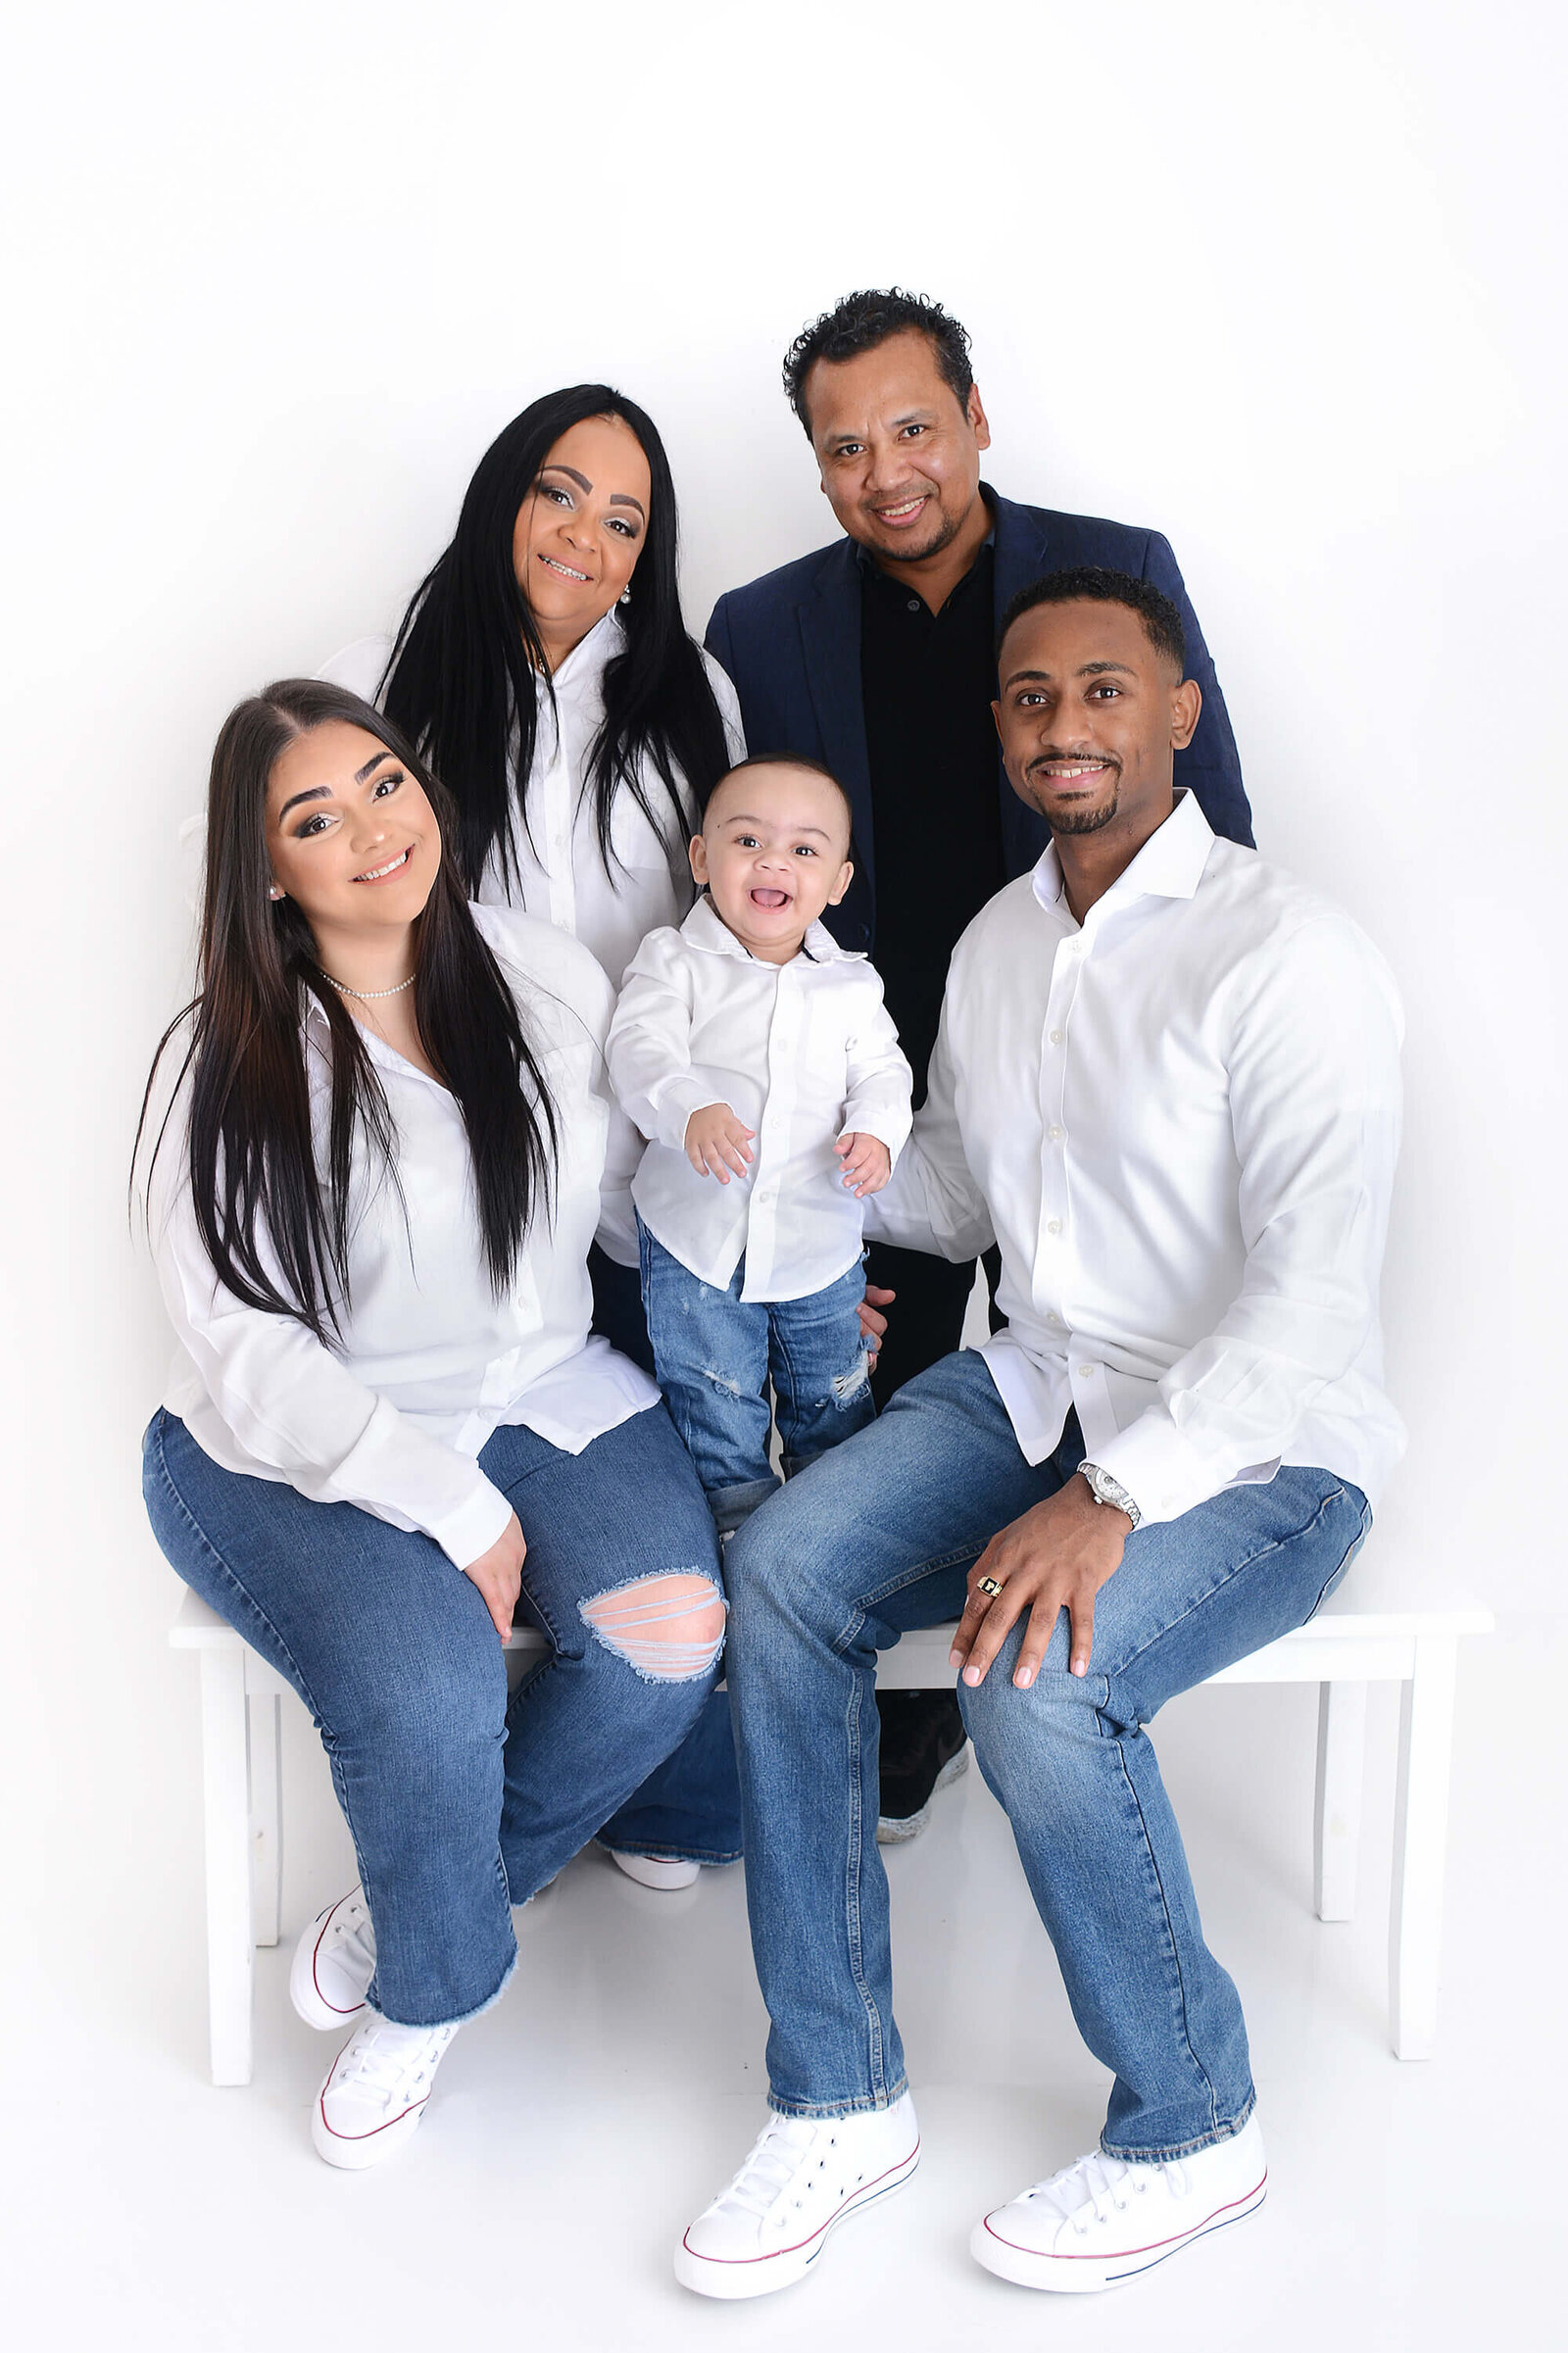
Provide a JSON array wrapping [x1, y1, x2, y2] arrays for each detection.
[[675, 2139, 920, 2300], [970, 2171, 1266, 2292], [876, 1742, 969, 1844]]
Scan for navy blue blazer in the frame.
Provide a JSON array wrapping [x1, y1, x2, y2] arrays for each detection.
[[705, 486, 1252, 952]]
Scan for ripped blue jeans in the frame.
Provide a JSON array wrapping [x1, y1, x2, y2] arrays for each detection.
[[638, 1219, 875, 1535], [142, 1401, 725, 2026]]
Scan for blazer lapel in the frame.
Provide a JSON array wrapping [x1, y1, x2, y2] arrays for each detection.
[[797, 542, 874, 901], [988, 488, 1054, 880]]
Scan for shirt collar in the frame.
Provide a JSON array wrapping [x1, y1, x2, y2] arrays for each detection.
[[1030, 787, 1216, 922], [545, 607, 624, 698], [679, 894, 865, 966]]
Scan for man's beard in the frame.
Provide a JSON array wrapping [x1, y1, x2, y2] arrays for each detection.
[[864, 500, 959, 565], [1048, 788, 1120, 836]]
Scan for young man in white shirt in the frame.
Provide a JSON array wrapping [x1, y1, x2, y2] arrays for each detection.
[[675, 568, 1403, 2301], [609, 758, 911, 1531]]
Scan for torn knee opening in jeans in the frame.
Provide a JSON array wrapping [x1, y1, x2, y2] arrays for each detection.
[[829, 1349, 871, 1407], [579, 1570, 727, 1683]]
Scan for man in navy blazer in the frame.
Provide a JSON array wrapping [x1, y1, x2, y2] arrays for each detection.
[[704, 289, 1254, 1839], [707, 306, 1251, 966]]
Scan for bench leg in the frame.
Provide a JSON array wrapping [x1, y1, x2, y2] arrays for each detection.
[[248, 1691, 283, 1949], [1389, 1635, 1459, 2060], [199, 1646, 255, 2085], [1313, 1679, 1367, 1921]]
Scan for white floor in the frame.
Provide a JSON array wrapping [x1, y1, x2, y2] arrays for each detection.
[[7, 1616, 1560, 2353]]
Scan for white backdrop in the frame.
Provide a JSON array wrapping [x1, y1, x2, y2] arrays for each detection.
[[1, 0, 1563, 1914]]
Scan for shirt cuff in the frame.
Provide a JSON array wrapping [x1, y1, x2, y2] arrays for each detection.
[[426, 1473, 515, 1572], [838, 1108, 912, 1166], [1084, 1410, 1230, 1529]]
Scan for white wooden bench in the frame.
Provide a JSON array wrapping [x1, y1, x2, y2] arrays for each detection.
[[171, 1565, 1493, 2086]]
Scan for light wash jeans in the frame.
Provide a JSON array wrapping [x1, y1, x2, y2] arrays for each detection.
[[722, 1348, 1370, 2160], [143, 1401, 726, 2025], [639, 1220, 875, 1533]]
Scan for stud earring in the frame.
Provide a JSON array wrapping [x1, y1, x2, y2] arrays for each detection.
[[618, 585, 632, 607], [268, 885, 283, 901]]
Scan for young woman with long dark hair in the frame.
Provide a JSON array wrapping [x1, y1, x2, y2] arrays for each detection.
[[319, 385, 748, 1888], [138, 678, 728, 2170]]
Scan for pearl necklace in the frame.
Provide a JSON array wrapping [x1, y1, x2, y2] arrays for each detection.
[[324, 971, 416, 1002]]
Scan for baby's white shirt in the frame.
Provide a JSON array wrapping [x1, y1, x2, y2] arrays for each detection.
[[608, 898, 913, 1303]]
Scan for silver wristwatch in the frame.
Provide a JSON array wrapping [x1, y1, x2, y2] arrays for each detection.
[[1078, 1461, 1143, 1530]]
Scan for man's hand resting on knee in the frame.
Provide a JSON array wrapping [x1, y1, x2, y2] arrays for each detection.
[[950, 1477, 1130, 1691]]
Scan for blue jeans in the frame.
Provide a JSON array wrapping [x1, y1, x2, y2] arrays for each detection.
[[639, 1220, 875, 1533], [144, 1401, 726, 2025], [722, 1349, 1371, 2160]]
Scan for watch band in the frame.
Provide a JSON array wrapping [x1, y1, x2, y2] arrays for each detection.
[[1078, 1461, 1143, 1530]]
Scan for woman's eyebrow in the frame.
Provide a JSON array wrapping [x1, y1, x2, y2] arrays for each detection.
[[609, 492, 646, 516], [276, 753, 391, 820], [542, 463, 592, 492]]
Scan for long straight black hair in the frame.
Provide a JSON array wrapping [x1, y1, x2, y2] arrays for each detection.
[[137, 679, 557, 1341], [380, 384, 732, 897]]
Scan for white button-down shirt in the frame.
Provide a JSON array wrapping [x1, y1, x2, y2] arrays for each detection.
[[319, 613, 746, 990], [149, 907, 657, 1570], [609, 898, 913, 1302], [866, 792, 1406, 1524]]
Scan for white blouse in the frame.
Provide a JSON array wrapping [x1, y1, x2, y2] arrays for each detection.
[[149, 907, 657, 1571], [319, 611, 746, 991], [608, 899, 912, 1303], [867, 792, 1407, 1525]]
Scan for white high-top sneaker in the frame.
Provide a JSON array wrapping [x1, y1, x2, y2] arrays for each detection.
[[970, 2114, 1267, 2291], [312, 2016, 460, 2171], [676, 2094, 920, 2299], [290, 1887, 375, 2031]]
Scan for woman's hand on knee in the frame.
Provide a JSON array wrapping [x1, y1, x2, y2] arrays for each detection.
[[461, 1511, 526, 1642]]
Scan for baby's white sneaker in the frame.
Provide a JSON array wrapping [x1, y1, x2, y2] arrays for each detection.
[[312, 2016, 459, 2171], [675, 2093, 919, 2299], [970, 2114, 1267, 2291], [289, 1887, 375, 2031]]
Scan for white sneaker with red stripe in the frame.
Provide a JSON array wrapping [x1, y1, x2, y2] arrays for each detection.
[[970, 2114, 1267, 2291], [675, 2094, 920, 2298], [311, 2016, 459, 2171], [290, 1887, 375, 2031]]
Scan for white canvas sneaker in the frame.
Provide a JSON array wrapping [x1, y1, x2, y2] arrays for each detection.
[[311, 2016, 459, 2171], [675, 2094, 920, 2299], [289, 1887, 375, 2031], [605, 1848, 701, 1890], [970, 2114, 1267, 2291]]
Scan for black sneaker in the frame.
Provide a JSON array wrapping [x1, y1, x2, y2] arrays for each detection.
[[875, 1688, 969, 1843]]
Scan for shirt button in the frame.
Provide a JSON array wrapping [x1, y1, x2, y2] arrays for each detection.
[[906, 597, 920, 612], [1048, 1125, 1063, 1142], [1050, 1029, 1064, 1045], [1046, 1219, 1061, 1236], [1048, 1313, 1064, 1328], [1077, 1362, 1095, 1378]]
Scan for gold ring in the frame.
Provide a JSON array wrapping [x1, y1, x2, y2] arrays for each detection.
[[976, 1575, 1004, 1598]]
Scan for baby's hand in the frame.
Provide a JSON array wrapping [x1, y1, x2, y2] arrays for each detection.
[[684, 1103, 756, 1183], [835, 1132, 892, 1199]]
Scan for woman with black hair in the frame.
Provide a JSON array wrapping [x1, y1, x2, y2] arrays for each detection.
[[319, 385, 747, 1888], [139, 680, 728, 2170]]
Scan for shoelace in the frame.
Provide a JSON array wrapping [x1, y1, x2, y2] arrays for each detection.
[[1025, 2147, 1189, 2232], [335, 2023, 455, 2106], [714, 2115, 822, 2220]]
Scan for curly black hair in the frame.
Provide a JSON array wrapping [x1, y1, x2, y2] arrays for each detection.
[[998, 566, 1188, 677], [782, 288, 973, 437]]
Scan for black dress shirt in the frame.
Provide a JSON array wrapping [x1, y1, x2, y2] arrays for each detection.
[[858, 539, 1005, 1101]]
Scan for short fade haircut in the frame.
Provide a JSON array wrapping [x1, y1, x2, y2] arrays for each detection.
[[998, 565, 1188, 677], [705, 752, 856, 846], [783, 289, 974, 439]]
